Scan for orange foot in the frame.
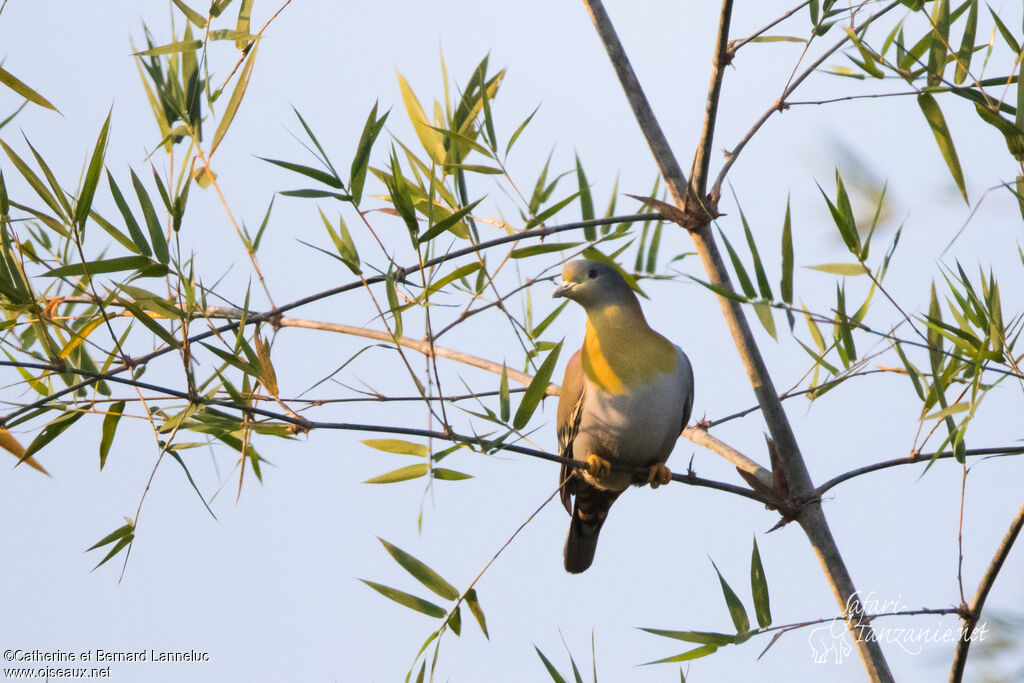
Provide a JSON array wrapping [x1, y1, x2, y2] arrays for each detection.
[[586, 454, 612, 482], [646, 463, 672, 489]]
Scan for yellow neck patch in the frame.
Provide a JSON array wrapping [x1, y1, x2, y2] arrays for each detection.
[[580, 302, 677, 394]]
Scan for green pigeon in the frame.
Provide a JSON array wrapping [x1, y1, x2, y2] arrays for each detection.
[[553, 259, 694, 573]]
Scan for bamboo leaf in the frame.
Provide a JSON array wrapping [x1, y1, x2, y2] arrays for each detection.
[[780, 197, 793, 304], [378, 538, 459, 600], [576, 155, 595, 240], [259, 157, 342, 188], [99, 400, 125, 470], [750, 538, 772, 628], [513, 341, 561, 430], [23, 411, 84, 461], [466, 588, 489, 638], [211, 44, 258, 155], [364, 464, 429, 484], [171, 0, 207, 28], [134, 40, 203, 56], [510, 242, 582, 259], [499, 363, 510, 423], [426, 262, 481, 295], [535, 646, 569, 683], [349, 102, 388, 205], [418, 198, 483, 244], [642, 645, 718, 666], [433, 468, 472, 480], [526, 192, 581, 230], [359, 580, 446, 618], [955, 0, 978, 84], [918, 93, 968, 203], [44, 255, 164, 278], [712, 561, 750, 635], [0, 428, 47, 474], [0, 66, 59, 112], [396, 70, 445, 165], [805, 263, 868, 276], [639, 629, 735, 646], [106, 171, 151, 256], [361, 439, 428, 457], [927, 0, 950, 86], [130, 169, 169, 264], [75, 112, 112, 228]]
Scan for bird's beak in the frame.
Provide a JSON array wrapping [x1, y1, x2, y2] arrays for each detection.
[[552, 281, 575, 299]]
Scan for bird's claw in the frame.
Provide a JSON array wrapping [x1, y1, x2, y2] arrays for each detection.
[[646, 463, 672, 489], [586, 454, 612, 482]]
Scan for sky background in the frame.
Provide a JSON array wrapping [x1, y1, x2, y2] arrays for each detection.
[[2, 1, 1024, 681]]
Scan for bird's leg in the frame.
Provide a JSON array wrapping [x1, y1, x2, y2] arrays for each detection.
[[645, 463, 672, 489], [586, 453, 612, 481]]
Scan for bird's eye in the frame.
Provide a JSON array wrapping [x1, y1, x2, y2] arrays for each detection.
[[587, 268, 598, 279]]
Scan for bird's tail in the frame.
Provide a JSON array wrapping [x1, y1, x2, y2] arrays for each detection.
[[564, 484, 620, 573]]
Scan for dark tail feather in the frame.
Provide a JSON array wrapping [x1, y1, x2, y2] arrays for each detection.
[[563, 485, 620, 573]]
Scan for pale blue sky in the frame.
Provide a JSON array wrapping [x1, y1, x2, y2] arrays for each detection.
[[1, 2, 1023, 681]]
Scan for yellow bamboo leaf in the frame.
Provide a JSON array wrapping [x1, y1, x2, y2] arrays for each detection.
[[0, 429, 48, 475]]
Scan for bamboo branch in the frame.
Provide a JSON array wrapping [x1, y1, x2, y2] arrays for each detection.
[[948, 497, 1024, 682], [1, 213, 657, 426], [0, 359, 767, 503], [580, 1, 892, 678], [682, 425, 774, 490]]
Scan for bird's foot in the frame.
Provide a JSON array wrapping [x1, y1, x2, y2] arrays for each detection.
[[586, 454, 613, 482], [645, 463, 672, 489]]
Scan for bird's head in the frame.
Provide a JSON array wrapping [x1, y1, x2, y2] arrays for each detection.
[[552, 259, 634, 309]]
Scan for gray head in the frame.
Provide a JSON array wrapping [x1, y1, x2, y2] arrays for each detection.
[[552, 259, 635, 309]]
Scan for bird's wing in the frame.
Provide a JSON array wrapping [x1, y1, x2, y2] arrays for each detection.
[[676, 348, 695, 431], [557, 349, 586, 514]]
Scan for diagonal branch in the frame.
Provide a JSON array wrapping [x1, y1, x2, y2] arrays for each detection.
[[580, 1, 893, 679], [949, 496, 1024, 682]]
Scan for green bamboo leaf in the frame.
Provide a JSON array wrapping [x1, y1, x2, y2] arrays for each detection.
[[75, 112, 112, 228], [359, 579, 446, 618], [526, 192, 581, 230], [531, 301, 569, 340], [639, 629, 736, 646], [844, 27, 884, 78], [805, 263, 868, 276], [105, 172, 150, 256], [750, 538, 772, 628], [99, 400, 125, 470], [349, 102, 388, 205], [923, 401, 970, 420], [385, 269, 403, 338], [433, 468, 473, 480], [22, 411, 84, 461], [134, 40, 203, 56], [955, 0, 978, 84], [717, 228, 755, 298], [506, 104, 539, 155], [780, 197, 793, 304], [211, 44, 257, 155], [121, 299, 180, 348], [396, 70, 445, 165], [499, 363, 510, 423], [576, 155, 595, 240], [130, 169, 169, 264], [918, 93, 968, 203], [686, 274, 747, 303], [24, 139, 72, 219], [44, 255, 163, 278], [426, 262, 482, 295], [927, 0, 950, 86], [988, 5, 1021, 54], [0, 139, 65, 218], [259, 157, 342, 188], [754, 302, 776, 339], [418, 198, 483, 244], [535, 646, 569, 683], [171, 0, 207, 28], [466, 588, 489, 638], [235, 0, 254, 48], [736, 198, 772, 300], [279, 189, 350, 200], [513, 341, 561, 430], [378, 538, 459, 600], [86, 522, 133, 551], [361, 439, 428, 457], [0, 66, 59, 112], [642, 645, 718, 666], [712, 561, 750, 635], [364, 464, 429, 484], [510, 243, 583, 259]]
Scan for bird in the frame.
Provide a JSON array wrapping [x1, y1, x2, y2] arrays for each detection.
[[552, 259, 694, 573]]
